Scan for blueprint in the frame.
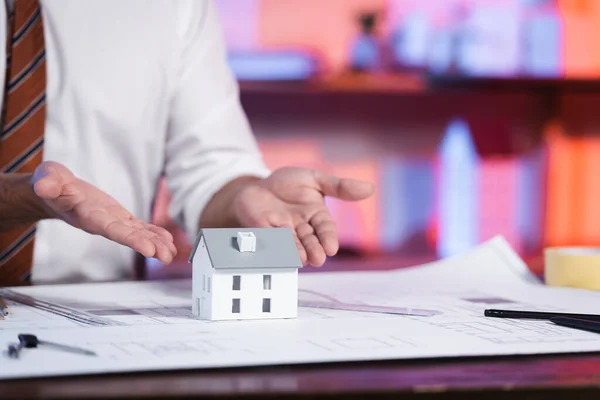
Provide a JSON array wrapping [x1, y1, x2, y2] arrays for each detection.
[[2, 236, 600, 380]]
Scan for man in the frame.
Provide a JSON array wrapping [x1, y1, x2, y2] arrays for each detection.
[[0, 0, 374, 286]]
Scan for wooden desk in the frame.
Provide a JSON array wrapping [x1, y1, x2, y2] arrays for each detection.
[[3, 353, 600, 399], [2, 256, 599, 399]]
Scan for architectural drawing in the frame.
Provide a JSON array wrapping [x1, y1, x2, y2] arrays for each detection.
[[188, 228, 303, 321], [3, 237, 600, 381]]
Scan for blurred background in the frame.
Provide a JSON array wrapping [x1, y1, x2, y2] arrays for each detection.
[[150, 0, 600, 275]]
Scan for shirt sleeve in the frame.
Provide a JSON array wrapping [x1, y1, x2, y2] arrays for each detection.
[[164, 0, 271, 242]]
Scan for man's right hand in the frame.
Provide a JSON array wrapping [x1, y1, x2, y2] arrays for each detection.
[[32, 161, 177, 264]]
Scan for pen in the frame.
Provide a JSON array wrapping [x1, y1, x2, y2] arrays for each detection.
[[0, 296, 7, 316], [484, 309, 600, 322], [550, 317, 600, 335]]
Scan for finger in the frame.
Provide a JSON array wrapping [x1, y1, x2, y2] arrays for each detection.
[[33, 167, 64, 201], [297, 223, 326, 267], [34, 179, 84, 215], [295, 222, 314, 265], [107, 222, 157, 258], [150, 237, 175, 264], [292, 231, 308, 265], [313, 170, 375, 201], [128, 219, 175, 245], [33, 175, 61, 200], [127, 220, 177, 259], [148, 231, 177, 261], [310, 210, 338, 256], [37, 161, 75, 180], [145, 224, 174, 242], [147, 227, 178, 258], [132, 228, 176, 263], [32, 161, 77, 199], [99, 216, 157, 258], [295, 221, 314, 238]]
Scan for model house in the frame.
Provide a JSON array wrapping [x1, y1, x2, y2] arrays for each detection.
[[188, 227, 304, 321]]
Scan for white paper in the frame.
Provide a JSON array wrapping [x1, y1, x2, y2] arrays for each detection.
[[2, 236, 600, 380]]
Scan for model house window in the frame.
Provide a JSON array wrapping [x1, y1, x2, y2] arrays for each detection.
[[232, 298, 240, 313], [263, 275, 271, 290], [262, 298, 271, 313], [207, 277, 211, 293], [203, 275, 206, 291], [232, 275, 241, 290]]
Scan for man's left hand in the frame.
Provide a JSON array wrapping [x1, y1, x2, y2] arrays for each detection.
[[231, 167, 374, 266]]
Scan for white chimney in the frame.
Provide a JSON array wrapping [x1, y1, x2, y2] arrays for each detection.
[[237, 231, 256, 252]]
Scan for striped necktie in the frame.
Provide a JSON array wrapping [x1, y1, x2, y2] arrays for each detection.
[[0, 0, 46, 287]]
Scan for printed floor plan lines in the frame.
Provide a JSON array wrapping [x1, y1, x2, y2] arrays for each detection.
[[89, 337, 257, 359], [332, 338, 394, 350], [435, 321, 515, 335], [305, 335, 421, 352]]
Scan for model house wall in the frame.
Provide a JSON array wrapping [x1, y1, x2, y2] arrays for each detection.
[[192, 237, 213, 319], [211, 268, 298, 321]]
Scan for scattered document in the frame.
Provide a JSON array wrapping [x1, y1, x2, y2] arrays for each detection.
[[2, 236, 600, 380]]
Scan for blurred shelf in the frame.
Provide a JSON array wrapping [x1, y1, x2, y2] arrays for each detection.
[[238, 72, 427, 95], [239, 73, 600, 95], [428, 75, 600, 92]]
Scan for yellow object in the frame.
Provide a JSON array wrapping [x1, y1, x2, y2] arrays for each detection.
[[545, 247, 600, 290]]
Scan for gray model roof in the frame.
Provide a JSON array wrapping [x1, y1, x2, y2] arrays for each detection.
[[188, 227, 303, 269]]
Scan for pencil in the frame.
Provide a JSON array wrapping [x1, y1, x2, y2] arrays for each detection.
[[484, 309, 600, 322], [0, 296, 8, 316], [550, 317, 600, 334]]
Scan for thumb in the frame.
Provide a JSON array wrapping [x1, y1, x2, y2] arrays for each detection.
[[32, 161, 72, 200], [314, 170, 375, 201]]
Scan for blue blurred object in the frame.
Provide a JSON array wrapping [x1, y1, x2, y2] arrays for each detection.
[[516, 148, 545, 253], [390, 11, 432, 69], [427, 3, 467, 76], [427, 28, 455, 75], [456, 3, 522, 77], [351, 37, 380, 71], [437, 118, 479, 258], [227, 51, 319, 81], [381, 159, 434, 251], [523, 1, 562, 77], [384, 159, 435, 251], [381, 159, 405, 251], [350, 13, 381, 72]]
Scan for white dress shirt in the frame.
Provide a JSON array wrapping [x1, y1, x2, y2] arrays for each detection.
[[0, 0, 271, 283]]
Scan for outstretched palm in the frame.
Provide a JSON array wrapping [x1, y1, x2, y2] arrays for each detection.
[[232, 167, 374, 266], [32, 161, 176, 263]]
